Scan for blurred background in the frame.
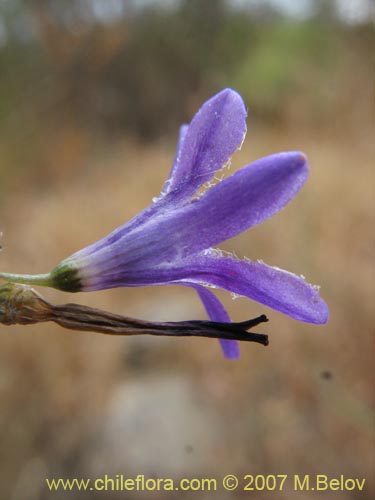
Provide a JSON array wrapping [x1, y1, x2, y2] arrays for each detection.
[[0, 0, 374, 498]]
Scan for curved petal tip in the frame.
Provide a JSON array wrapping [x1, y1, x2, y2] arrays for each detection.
[[310, 294, 329, 325]]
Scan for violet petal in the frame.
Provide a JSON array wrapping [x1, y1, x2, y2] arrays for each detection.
[[86, 253, 328, 325], [161, 88, 247, 200], [161, 124, 189, 198], [74, 151, 309, 277], [186, 283, 240, 359], [170, 254, 329, 325]]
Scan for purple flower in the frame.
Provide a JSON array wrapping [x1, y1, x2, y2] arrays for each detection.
[[0, 89, 328, 358]]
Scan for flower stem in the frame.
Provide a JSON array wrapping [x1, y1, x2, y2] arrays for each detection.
[[0, 272, 53, 287]]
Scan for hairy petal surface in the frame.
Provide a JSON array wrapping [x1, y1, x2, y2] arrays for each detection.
[[135, 152, 309, 265], [173, 254, 329, 325], [72, 151, 309, 279], [84, 253, 328, 325], [161, 88, 247, 200], [72, 124, 191, 260], [161, 124, 189, 197], [186, 283, 240, 359], [71, 89, 246, 261]]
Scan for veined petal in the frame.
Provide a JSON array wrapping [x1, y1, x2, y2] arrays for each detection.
[[67, 151, 309, 284], [186, 283, 240, 359], [161, 124, 189, 197], [161, 88, 247, 200], [69, 91, 245, 261], [71, 202, 164, 260], [172, 254, 329, 325], [86, 253, 328, 325], [76, 90, 246, 260], [176, 151, 309, 252], [71, 127, 192, 261]]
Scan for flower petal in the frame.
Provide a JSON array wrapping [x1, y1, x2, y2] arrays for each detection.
[[186, 283, 240, 359], [161, 124, 189, 197], [75, 90, 246, 260], [71, 126, 191, 260], [173, 151, 309, 253], [71, 151, 310, 285], [155, 151, 308, 261], [172, 254, 329, 325], [161, 88, 247, 200], [90, 252, 328, 324]]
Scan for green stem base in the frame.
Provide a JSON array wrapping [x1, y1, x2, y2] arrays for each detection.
[[0, 272, 53, 287]]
